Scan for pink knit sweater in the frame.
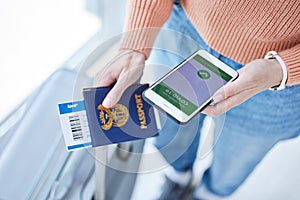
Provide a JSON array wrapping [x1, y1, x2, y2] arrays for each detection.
[[121, 0, 300, 85]]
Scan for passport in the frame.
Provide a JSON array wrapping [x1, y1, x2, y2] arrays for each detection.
[[82, 84, 158, 147]]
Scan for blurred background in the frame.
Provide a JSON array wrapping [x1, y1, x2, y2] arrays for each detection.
[[0, 0, 100, 120]]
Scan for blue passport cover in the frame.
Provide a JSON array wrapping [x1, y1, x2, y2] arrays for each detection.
[[83, 84, 158, 147]]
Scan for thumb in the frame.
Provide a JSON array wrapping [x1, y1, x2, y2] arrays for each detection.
[[212, 79, 242, 103], [101, 77, 130, 108]]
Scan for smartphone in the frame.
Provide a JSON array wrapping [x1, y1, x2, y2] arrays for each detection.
[[143, 50, 238, 123]]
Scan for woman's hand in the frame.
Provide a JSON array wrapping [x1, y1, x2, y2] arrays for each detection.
[[94, 50, 146, 108], [202, 58, 283, 117]]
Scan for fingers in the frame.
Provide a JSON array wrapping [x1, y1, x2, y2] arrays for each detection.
[[94, 57, 122, 87], [94, 67, 120, 108], [94, 51, 146, 108], [94, 70, 116, 87], [101, 62, 145, 108], [102, 69, 143, 107], [202, 88, 255, 116], [203, 73, 253, 116], [211, 67, 251, 104], [202, 59, 278, 117], [212, 78, 244, 103]]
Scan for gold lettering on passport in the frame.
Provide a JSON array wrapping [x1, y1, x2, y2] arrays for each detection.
[[134, 94, 147, 129], [98, 104, 129, 131]]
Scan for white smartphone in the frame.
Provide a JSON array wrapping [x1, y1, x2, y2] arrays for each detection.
[[143, 50, 238, 123]]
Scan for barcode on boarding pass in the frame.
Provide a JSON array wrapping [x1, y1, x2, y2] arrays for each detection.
[[69, 115, 83, 140], [58, 100, 92, 151]]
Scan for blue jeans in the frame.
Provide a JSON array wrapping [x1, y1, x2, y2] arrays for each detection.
[[148, 3, 300, 197]]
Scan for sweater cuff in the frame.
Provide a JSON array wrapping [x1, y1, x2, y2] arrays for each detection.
[[119, 0, 173, 58], [119, 28, 161, 58], [278, 44, 300, 86]]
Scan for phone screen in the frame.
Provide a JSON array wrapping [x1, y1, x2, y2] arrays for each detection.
[[151, 54, 233, 116]]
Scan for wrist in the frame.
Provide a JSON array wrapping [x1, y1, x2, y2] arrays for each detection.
[[118, 49, 147, 60]]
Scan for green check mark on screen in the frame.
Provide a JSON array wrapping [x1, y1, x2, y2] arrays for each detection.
[[197, 70, 211, 79]]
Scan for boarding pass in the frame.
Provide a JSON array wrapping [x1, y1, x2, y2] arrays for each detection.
[[57, 100, 92, 151]]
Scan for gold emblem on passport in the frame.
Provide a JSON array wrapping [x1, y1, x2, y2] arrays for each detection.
[[98, 104, 129, 131]]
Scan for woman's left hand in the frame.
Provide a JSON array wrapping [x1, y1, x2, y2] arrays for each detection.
[[202, 58, 283, 117]]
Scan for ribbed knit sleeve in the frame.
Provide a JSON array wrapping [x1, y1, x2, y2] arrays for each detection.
[[120, 0, 173, 58], [279, 44, 300, 86], [181, 0, 300, 86]]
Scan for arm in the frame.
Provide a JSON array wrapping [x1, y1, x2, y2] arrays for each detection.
[[95, 0, 173, 108], [203, 44, 300, 117]]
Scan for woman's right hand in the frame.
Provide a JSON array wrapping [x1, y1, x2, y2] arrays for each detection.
[[94, 50, 146, 108]]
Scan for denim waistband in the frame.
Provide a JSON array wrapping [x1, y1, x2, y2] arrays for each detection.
[[173, 0, 181, 5]]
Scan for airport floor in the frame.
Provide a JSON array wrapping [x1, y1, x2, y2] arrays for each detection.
[[132, 118, 300, 200]]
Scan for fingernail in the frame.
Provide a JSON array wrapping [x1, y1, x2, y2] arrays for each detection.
[[213, 94, 223, 103], [102, 98, 112, 108]]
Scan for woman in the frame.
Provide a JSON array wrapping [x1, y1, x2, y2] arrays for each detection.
[[95, 0, 300, 199]]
